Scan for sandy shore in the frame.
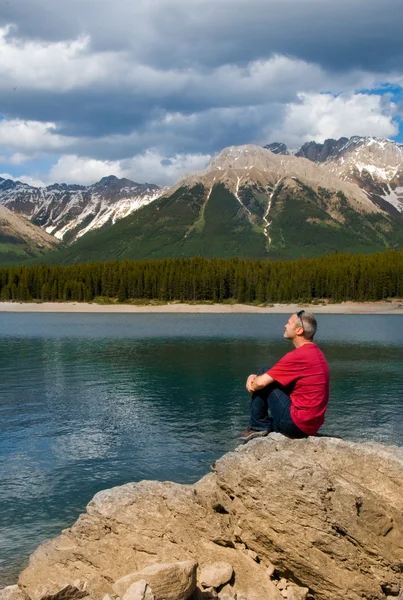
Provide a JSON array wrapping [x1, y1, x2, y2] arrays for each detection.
[[1, 301, 403, 314]]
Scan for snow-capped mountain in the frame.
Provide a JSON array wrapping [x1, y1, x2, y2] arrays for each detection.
[[173, 144, 378, 218], [44, 143, 400, 265], [264, 142, 289, 155], [0, 175, 165, 243], [264, 136, 403, 214], [323, 137, 403, 215]]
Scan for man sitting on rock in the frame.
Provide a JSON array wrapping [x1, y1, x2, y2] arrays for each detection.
[[238, 311, 330, 442]]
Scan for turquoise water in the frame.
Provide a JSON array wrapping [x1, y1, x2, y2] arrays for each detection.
[[0, 313, 402, 585]]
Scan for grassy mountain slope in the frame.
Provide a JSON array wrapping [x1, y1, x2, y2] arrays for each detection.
[[0, 205, 61, 266], [266, 182, 395, 259], [14, 179, 403, 266]]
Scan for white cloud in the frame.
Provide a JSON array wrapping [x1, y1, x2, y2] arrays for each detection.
[[47, 150, 211, 186], [0, 26, 122, 91], [0, 25, 384, 102], [0, 118, 74, 151], [0, 171, 47, 187], [122, 150, 211, 185], [268, 92, 399, 148], [48, 155, 125, 184]]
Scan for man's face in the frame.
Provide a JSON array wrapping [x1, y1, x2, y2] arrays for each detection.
[[284, 313, 301, 340]]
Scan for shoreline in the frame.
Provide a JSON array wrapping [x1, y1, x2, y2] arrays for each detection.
[[1, 300, 403, 314]]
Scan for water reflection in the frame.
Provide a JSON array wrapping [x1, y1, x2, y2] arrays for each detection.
[[0, 314, 402, 586]]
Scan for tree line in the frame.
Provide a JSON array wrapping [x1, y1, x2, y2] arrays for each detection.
[[0, 251, 402, 304]]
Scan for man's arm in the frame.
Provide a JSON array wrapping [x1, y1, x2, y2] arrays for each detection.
[[246, 372, 274, 393]]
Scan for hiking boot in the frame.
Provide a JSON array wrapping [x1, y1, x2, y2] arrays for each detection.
[[238, 427, 269, 442]]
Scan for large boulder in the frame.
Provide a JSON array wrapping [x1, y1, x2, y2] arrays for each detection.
[[113, 562, 196, 600], [0, 587, 29, 600], [199, 563, 233, 589], [17, 435, 403, 600]]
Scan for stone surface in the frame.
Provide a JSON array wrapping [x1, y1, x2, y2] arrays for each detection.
[[17, 435, 403, 600], [0, 587, 29, 600], [286, 585, 309, 600], [113, 562, 196, 600], [23, 582, 89, 600], [122, 580, 154, 600], [199, 563, 233, 589]]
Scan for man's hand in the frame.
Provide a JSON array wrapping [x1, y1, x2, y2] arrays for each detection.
[[246, 374, 257, 393], [246, 372, 275, 393]]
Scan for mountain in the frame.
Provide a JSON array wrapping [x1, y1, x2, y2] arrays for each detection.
[[263, 138, 351, 161], [295, 137, 350, 162], [36, 145, 402, 265], [264, 136, 403, 216], [323, 137, 403, 216], [264, 142, 289, 155], [0, 175, 164, 244], [0, 204, 60, 266]]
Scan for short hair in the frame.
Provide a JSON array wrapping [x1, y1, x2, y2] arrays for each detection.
[[298, 312, 317, 340]]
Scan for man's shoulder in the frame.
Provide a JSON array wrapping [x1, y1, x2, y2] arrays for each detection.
[[295, 343, 328, 361]]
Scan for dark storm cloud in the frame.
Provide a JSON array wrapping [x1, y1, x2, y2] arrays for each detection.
[[1, 0, 402, 72], [0, 0, 402, 184]]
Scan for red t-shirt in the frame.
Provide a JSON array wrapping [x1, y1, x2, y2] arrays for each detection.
[[267, 343, 330, 435]]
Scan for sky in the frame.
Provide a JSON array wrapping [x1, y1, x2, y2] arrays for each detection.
[[0, 0, 403, 187]]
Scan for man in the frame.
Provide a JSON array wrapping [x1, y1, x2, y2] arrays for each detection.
[[238, 311, 330, 442]]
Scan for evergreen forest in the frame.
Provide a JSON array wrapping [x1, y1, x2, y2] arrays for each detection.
[[0, 251, 402, 304]]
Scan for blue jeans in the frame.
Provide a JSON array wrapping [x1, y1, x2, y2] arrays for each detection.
[[249, 367, 308, 438]]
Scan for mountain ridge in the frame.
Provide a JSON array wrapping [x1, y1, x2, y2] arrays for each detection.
[[2, 137, 403, 266], [265, 136, 403, 215], [31, 143, 402, 265], [0, 175, 166, 244], [0, 204, 61, 266]]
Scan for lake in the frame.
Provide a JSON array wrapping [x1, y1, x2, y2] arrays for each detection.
[[1, 312, 402, 586]]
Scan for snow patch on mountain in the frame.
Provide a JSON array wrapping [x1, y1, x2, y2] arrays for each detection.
[[381, 186, 403, 213], [0, 176, 165, 243]]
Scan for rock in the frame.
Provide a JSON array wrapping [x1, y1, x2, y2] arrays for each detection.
[[102, 595, 115, 600], [276, 579, 287, 591], [113, 562, 196, 600], [200, 588, 217, 599], [23, 582, 89, 600], [199, 563, 233, 589], [217, 585, 236, 600], [286, 585, 309, 600], [189, 589, 217, 600], [122, 580, 154, 600], [17, 436, 403, 600], [266, 564, 275, 578], [245, 550, 258, 562], [0, 587, 29, 600]]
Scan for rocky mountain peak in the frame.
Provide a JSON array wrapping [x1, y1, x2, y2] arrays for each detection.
[[0, 176, 164, 243], [264, 142, 289, 155], [295, 137, 350, 162], [173, 143, 378, 218], [207, 144, 275, 171]]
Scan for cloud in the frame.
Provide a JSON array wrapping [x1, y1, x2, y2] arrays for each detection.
[[2, 0, 403, 73], [0, 172, 47, 187], [269, 92, 399, 148], [0, 0, 403, 185], [0, 118, 74, 152], [0, 26, 121, 92], [47, 151, 211, 186]]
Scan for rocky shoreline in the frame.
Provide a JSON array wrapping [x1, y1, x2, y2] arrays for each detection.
[[2, 435, 403, 600]]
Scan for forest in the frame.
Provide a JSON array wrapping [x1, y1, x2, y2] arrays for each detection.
[[0, 251, 402, 304]]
